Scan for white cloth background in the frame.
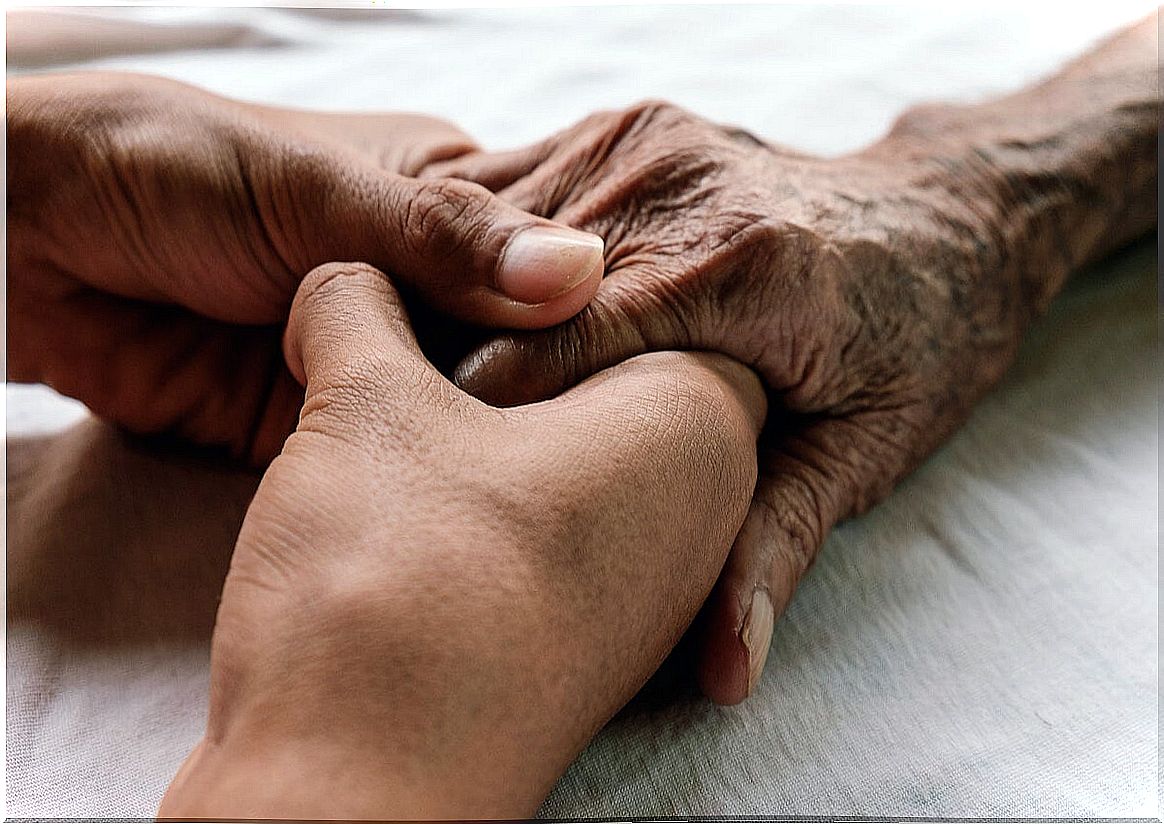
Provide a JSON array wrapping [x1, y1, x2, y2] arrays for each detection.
[[5, 4, 1159, 817]]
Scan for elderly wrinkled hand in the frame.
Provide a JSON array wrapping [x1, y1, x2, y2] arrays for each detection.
[[7, 72, 604, 463], [158, 261, 765, 819], [426, 18, 1157, 703]]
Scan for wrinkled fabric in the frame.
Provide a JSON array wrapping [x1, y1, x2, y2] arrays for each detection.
[[5, 4, 1158, 818]]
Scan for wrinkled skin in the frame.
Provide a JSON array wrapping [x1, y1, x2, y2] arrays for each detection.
[[158, 263, 766, 819], [428, 103, 1009, 704], [7, 72, 604, 463], [428, 17, 1159, 703]]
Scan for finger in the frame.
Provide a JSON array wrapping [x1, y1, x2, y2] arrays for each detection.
[[445, 138, 605, 218], [11, 287, 301, 466], [696, 412, 906, 705], [424, 104, 696, 218], [419, 137, 559, 193], [258, 108, 480, 176], [296, 156, 605, 329], [529, 349, 766, 446], [382, 114, 479, 175], [454, 274, 686, 406], [422, 145, 571, 217], [282, 261, 441, 401]]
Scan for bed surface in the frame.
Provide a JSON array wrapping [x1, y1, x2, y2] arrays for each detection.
[[5, 4, 1158, 817]]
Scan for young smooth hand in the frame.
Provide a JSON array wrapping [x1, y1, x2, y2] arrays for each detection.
[[7, 72, 605, 462], [158, 261, 765, 819]]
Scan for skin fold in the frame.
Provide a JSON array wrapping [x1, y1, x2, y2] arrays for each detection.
[[424, 15, 1159, 703], [5, 13, 1157, 819]]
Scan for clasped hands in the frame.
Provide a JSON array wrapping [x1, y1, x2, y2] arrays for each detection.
[[8, 20, 1155, 816], [10, 73, 770, 818]]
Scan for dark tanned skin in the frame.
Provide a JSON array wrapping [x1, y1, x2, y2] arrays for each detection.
[[6, 73, 606, 463], [5, 15, 1156, 820], [430, 17, 1159, 704]]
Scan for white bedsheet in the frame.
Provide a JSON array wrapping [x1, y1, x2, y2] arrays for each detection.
[[5, 4, 1159, 817]]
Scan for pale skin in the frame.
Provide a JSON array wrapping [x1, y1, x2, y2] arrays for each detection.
[[6, 14, 1158, 819]]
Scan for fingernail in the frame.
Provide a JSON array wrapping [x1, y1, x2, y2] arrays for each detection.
[[496, 226, 604, 304], [742, 589, 775, 696]]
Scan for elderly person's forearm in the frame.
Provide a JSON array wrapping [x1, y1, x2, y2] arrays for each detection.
[[867, 14, 1157, 317]]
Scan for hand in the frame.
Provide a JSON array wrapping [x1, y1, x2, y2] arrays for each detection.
[[425, 19, 1158, 703], [247, 101, 481, 177], [158, 262, 765, 819], [7, 72, 605, 463]]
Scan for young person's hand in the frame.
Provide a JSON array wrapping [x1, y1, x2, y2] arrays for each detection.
[[7, 72, 604, 462], [158, 261, 766, 819]]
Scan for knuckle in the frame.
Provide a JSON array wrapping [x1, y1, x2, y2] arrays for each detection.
[[620, 269, 701, 339], [594, 352, 758, 538], [678, 374, 759, 494], [577, 100, 691, 165], [757, 474, 827, 574], [402, 177, 493, 258], [619, 350, 746, 453], [294, 261, 391, 328], [624, 98, 687, 127]]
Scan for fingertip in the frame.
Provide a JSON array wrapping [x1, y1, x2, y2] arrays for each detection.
[[281, 261, 411, 389], [742, 588, 775, 695], [454, 337, 553, 407], [457, 288, 648, 408], [282, 263, 349, 388], [435, 243, 601, 333], [452, 339, 510, 405], [393, 175, 603, 329], [495, 225, 605, 307], [696, 578, 752, 705], [697, 578, 775, 705], [418, 143, 551, 192], [417, 155, 471, 181], [482, 233, 604, 330]]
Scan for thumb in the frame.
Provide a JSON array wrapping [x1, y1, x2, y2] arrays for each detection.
[[294, 152, 605, 330], [697, 411, 904, 705], [454, 276, 682, 406], [282, 261, 439, 403]]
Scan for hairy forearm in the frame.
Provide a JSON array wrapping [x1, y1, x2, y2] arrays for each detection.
[[872, 15, 1158, 319]]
